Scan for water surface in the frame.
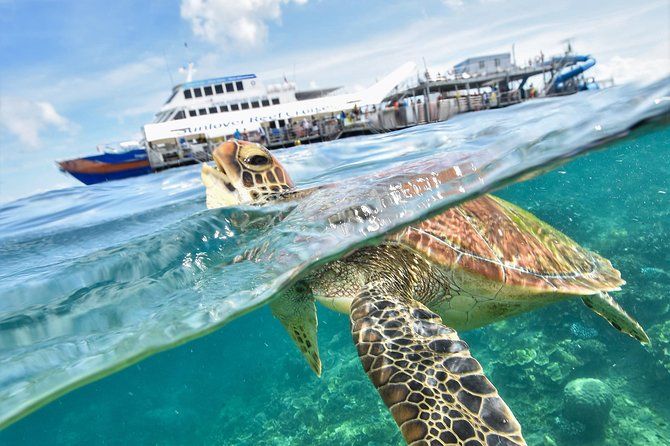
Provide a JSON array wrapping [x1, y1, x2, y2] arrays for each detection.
[[1, 79, 669, 445]]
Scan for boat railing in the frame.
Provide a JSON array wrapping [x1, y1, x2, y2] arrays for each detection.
[[264, 118, 343, 147]]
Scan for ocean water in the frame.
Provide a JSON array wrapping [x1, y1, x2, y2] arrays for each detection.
[[1, 80, 669, 445]]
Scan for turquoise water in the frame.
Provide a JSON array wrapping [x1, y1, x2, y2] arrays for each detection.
[[1, 80, 669, 445]]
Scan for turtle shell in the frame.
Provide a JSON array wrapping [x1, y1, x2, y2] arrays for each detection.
[[393, 195, 624, 295]]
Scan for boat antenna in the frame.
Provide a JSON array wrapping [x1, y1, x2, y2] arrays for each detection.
[[162, 49, 175, 87], [181, 42, 195, 82], [422, 57, 430, 81], [561, 37, 574, 55], [186, 63, 195, 82]]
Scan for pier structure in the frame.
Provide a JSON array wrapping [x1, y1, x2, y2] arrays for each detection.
[[370, 52, 597, 131]]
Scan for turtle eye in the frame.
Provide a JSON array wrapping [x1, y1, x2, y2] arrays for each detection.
[[244, 155, 270, 166]]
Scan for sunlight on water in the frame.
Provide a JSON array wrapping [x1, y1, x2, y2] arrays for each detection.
[[0, 79, 669, 444]]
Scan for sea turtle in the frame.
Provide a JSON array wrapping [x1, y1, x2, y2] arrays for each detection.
[[201, 140, 649, 446]]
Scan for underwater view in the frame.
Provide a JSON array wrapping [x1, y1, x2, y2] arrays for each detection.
[[1, 79, 669, 445]]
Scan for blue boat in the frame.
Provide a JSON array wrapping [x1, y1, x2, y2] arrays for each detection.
[[57, 147, 152, 185]]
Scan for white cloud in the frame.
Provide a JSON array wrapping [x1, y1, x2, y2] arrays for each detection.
[[0, 97, 76, 148], [180, 0, 308, 48], [443, 0, 465, 8], [597, 56, 670, 84]]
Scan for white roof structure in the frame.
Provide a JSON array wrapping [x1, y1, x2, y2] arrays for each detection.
[[143, 62, 416, 142]]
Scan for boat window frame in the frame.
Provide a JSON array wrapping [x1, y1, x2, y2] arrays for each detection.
[[204, 86, 214, 96], [174, 110, 186, 120], [208, 106, 218, 114], [220, 105, 229, 112], [271, 98, 280, 105], [165, 89, 179, 104], [198, 108, 207, 115], [240, 102, 250, 110], [230, 103, 240, 111], [235, 81, 244, 91], [251, 100, 260, 108], [189, 110, 197, 117], [261, 99, 270, 107], [215, 84, 224, 94], [184, 89, 193, 99], [193, 88, 203, 98], [225, 82, 234, 92]]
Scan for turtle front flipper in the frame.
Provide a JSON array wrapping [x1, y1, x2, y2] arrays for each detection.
[[270, 282, 322, 376], [351, 284, 526, 446]]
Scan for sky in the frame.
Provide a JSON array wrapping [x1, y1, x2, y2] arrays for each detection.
[[0, 0, 668, 203]]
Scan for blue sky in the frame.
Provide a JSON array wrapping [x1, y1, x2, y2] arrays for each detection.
[[1, 0, 668, 202]]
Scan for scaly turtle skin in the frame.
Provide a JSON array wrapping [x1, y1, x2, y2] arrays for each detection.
[[202, 140, 649, 446]]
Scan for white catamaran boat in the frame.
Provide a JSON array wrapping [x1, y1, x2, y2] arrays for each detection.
[[58, 62, 416, 184], [143, 63, 416, 167]]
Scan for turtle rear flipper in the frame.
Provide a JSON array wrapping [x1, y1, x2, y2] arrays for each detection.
[[582, 292, 650, 345], [351, 283, 526, 446]]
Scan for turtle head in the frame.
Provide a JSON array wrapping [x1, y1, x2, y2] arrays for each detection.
[[201, 140, 294, 208]]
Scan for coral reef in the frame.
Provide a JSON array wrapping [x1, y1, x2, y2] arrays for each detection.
[[648, 319, 670, 376], [562, 378, 613, 439]]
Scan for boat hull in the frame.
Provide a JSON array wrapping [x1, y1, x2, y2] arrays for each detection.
[[58, 149, 152, 185]]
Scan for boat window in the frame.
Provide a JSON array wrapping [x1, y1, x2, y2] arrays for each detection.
[[193, 88, 203, 97], [189, 110, 197, 117], [184, 89, 193, 99], [209, 106, 217, 114], [225, 82, 234, 92], [236, 81, 244, 91], [204, 86, 213, 96], [271, 98, 280, 105], [261, 99, 270, 107], [198, 108, 207, 115], [240, 102, 249, 110], [220, 105, 229, 112], [174, 110, 186, 120], [230, 103, 240, 111], [251, 101, 260, 108], [215, 84, 224, 94]]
